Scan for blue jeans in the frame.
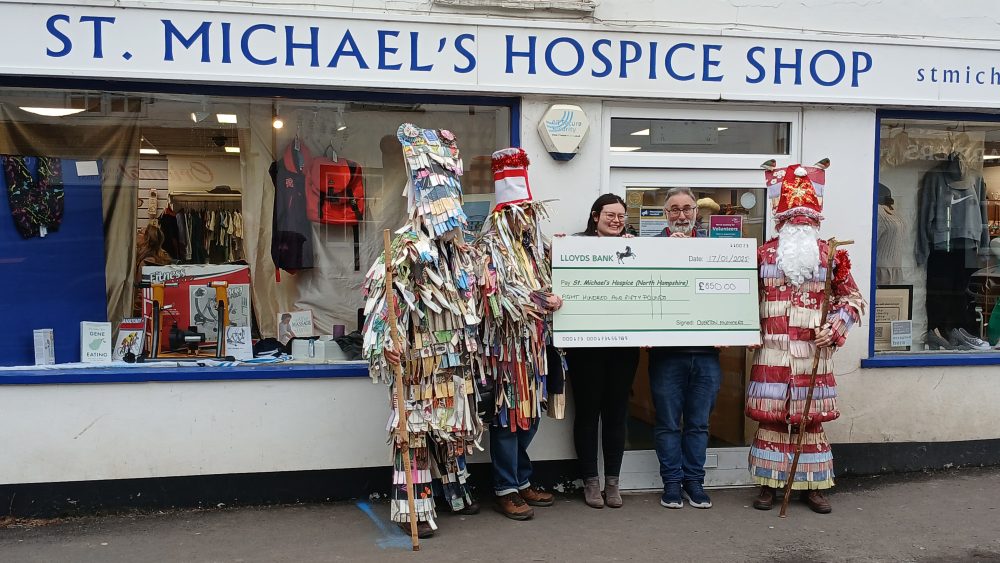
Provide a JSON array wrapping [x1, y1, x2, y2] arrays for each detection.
[[648, 350, 722, 485], [491, 418, 540, 496]]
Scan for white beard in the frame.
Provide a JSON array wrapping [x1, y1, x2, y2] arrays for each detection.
[[777, 224, 820, 287], [667, 217, 693, 235]]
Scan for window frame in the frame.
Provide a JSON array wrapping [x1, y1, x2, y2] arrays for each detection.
[[0, 76, 520, 384], [602, 104, 802, 171], [862, 109, 1000, 369]]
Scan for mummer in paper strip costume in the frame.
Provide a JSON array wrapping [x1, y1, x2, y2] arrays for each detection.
[[475, 148, 565, 520], [362, 124, 484, 538], [747, 159, 865, 514]]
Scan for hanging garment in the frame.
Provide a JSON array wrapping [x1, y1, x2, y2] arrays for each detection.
[[270, 140, 315, 272], [915, 154, 989, 265], [308, 156, 365, 271], [2, 155, 64, 239], [925, 246, 979, 334], [876, 205, 905, 285], [159, 207, 184, 260], [307, 157, 365, 225], [176, 210, 189, 259]]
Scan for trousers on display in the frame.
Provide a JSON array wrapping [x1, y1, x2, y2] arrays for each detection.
[[925, 247, 979, 334]]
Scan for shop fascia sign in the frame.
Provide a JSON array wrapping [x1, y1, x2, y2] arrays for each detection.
[[6, 3, 1000, 107]]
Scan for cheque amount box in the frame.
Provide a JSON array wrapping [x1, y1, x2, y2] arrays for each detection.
[[552, 236, 761, 348]]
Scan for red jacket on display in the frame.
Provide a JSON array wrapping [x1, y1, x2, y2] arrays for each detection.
[[307, 157, 365, 225]]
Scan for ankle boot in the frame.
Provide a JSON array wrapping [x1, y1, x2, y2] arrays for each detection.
[[753, 486, 775, 511], [604, 476, 623, 508], [583, 477, 604, 508]]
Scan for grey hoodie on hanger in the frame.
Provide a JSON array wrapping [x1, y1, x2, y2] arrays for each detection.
[[915, 153, 990, 265]]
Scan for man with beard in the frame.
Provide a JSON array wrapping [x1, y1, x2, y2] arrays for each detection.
[[747, 159, 864, 514], [649, 187, 722, 510]]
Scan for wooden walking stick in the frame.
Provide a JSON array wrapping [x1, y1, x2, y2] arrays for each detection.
[[779, 238, 853, 518], [383, 229, 420, 551]]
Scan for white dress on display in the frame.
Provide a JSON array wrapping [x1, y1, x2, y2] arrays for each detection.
[[876, 204, 905, 285]]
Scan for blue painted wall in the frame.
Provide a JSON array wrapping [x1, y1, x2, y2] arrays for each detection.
[[0, 157, 108, 366]]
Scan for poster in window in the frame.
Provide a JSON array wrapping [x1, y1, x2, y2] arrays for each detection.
[[141, 264, 252, 346], [875, 285, 913, 352], [277, 310, 315, 345]]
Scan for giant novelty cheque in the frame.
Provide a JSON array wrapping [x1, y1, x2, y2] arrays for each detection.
[[552, 237, 761, 347]]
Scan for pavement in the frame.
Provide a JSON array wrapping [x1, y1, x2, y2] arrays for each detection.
[[1, 467, 998, 563]]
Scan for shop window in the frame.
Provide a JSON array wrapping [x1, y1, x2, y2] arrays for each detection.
[[0, 87, 509, 372], [875, 116, 1000, 356], [610, 118, 789, 154]]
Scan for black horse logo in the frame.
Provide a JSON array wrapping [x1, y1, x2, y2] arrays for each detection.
[[616, 246, 637, 264]]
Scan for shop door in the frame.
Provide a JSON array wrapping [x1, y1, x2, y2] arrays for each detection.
[[611, 168, 770, 489]]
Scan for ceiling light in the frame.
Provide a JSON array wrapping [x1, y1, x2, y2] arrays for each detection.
[[19, 107, 85, 117], [333, 108, 347, 132], [139, 136, 159, 155], [191, 111, 210, 123], [216, 113, 238, 124], [630, 129, 650, 136], [271, 104, 285, 129], [224, 146, 240, 153], [717, 127, 729, 131], [984, 155, 1000, 160], [610, 146, 642, 152]]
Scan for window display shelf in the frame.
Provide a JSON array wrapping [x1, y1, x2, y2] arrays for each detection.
[[861, 353, 1000, 369], [0, 362, 368, 385]]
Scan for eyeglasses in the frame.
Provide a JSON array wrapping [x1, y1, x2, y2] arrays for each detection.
[[601, 212, 626, 221], [666, 206, 696, 216]]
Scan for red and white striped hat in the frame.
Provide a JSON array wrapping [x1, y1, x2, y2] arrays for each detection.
[[492, 148, 532, 211]]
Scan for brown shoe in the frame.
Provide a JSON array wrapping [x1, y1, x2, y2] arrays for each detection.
[[397, 520, 434, 538], [753, 486, 775, 511], [802, 490, 832, 514], [520, 487, 554, 507], [495, 492, 534, 520], [583, 477, 604, 509]]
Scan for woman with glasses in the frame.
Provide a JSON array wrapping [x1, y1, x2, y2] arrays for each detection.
[[559, 194, 641, 508]]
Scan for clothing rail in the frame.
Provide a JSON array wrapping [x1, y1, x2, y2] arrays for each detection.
[[169, 192, 243, 210]]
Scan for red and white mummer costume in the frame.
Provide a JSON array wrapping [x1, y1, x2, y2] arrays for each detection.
[[746, 159, 865, 490]]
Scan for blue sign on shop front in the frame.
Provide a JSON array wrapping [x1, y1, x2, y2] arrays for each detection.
[[0, 3, 999, 107]]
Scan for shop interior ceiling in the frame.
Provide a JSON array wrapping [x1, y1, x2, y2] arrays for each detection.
[[140, 127, 247, 158], [882, 120, 1000, 168], [0, 88, 503, 160]]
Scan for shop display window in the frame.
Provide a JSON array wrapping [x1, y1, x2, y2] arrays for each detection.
[[0, 87, 509, 371], [875, 116, 1000, 356]]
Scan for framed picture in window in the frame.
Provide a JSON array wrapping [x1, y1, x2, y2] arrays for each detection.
[[875, 285, 913, 352]]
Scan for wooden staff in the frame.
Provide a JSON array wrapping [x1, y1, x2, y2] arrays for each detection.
[[779, 238, 853, 518], [383, 229, 420, 551]]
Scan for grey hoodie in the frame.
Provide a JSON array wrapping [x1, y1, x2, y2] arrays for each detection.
[[915, 154, 989, 265]]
